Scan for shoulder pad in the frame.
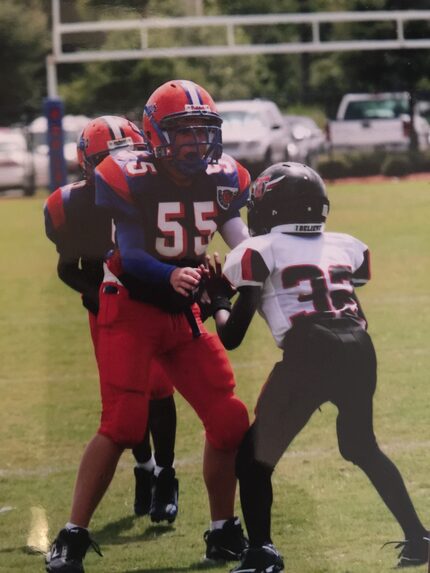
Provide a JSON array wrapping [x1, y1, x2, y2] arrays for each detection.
[[96, 154, 132, 204], [232, 157, 251, 192], [44, 186, 68, 230]]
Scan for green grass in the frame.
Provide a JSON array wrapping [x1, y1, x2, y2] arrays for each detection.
[[0, 181, 429, 572]]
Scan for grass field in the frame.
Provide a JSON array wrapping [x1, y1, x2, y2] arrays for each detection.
[[0, 180, 429, 573]]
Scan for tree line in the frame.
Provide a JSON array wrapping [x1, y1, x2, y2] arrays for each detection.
[[2, 0, 430, 126]]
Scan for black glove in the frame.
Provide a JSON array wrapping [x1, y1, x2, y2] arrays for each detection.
[[82, 289, 100, 316], [201, 253, 236, 317]]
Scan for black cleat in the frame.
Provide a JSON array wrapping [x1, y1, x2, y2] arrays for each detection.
[[384, 535, 429, 567], [230, 544, 284, 573], [149, 467, 179, 524], [134, 466, 153, 516], [45, 527, 102, 573], [204, 517, 249, 562]]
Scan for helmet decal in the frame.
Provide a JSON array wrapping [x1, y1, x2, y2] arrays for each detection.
[[180, 80, 204, 106], [248, 162, 329, 236]]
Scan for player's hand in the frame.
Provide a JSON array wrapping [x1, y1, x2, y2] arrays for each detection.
[[203, 252, 236, 302], [170, 267, 201, 296]]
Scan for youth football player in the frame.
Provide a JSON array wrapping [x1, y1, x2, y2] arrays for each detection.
[[44, 116, 179, 549], [205, 162, 429, 573], [45, 82, 251, 572]]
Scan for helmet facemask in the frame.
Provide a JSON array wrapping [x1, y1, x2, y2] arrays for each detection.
[[150, 115, 222, 176]]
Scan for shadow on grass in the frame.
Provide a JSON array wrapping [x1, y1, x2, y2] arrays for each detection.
[[94, 515, 175, 545], [123, 560, 223, 572]]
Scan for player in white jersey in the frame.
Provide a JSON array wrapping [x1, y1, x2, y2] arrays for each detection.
[[204, 162, 428, 573]]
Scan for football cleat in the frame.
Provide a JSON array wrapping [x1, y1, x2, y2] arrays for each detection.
[[204, 517, 249, 562], [133, 466, 153, 516], [45, 527, 102, 572], [230, 544, 284, 573], [383, 535, 429, 567], [149, 467, 179, 524]]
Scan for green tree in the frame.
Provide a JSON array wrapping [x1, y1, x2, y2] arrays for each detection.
[[0, 0, 49, 124]]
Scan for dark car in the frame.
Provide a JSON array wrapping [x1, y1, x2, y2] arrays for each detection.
[[284, 115, 326, 167]]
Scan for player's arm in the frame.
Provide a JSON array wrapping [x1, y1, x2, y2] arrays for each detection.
[[57, 254, 100, 315], [204, 252, 262, 350], [219, 217, 250, 249], [213, 286, 261, 350], [116, 217, 202, 296]]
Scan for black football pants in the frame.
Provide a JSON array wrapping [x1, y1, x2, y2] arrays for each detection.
[[236, 318, 426, 547]]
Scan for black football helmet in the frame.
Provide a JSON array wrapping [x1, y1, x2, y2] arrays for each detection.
[[247, 162, 329, 236]]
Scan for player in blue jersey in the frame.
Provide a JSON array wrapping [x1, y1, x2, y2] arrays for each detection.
[[45, 82, 251, 573], [205, 162, 429, 572], [44, 116, 180, 562]]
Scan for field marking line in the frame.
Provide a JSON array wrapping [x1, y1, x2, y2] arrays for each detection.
[[26, 506, 49, 554]]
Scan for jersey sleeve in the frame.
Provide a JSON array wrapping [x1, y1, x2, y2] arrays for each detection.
[[115, 217, 176, 285], [345, 235, 371, 286], [95, 155, 140, 220], [223, 237, 273, 288], [214, 155, 251, 224], [352, 248, 371, 286]]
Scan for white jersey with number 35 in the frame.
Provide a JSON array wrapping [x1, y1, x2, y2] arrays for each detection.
[[223, 230, 370, 347]]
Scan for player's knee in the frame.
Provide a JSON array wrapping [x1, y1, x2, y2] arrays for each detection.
[[205, 395, 249, 451], [338, 432, 378, 466], [99, 391, 148, 447], [236, 428, 274, 480]]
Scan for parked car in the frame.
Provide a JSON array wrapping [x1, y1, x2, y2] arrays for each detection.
[[216, 99, 288, 175], [29, 114, 91, 188], [326, 92, 430, 152], [0, 127, 36, 196], [283, 115, 327, 167]]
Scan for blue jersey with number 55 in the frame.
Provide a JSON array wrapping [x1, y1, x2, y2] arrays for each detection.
[[95, 148, 250, 285]]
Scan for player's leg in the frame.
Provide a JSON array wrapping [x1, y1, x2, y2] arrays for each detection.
[[46, 288, 157, 573], [334, 326, 428, 567], [231, 352, 322, 573], [147, 363, 178, 524], [70, 434, 124, 527], [131, 428, 153, 517], [163, 323, 249, 561]]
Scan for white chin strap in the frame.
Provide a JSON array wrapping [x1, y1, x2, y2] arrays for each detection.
[[271, 223, 325, 234]]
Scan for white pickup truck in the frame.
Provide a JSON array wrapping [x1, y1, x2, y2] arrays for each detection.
[[326, 92, 430, 152]]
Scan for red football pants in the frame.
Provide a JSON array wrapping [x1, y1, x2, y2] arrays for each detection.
[[89, 309, 173, 401], [95, 284, 249, 449]]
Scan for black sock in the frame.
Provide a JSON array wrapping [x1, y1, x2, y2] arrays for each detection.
[[150, 395, 177, 469]]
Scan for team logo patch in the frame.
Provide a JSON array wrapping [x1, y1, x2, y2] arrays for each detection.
[[216, 186, 238, 210]]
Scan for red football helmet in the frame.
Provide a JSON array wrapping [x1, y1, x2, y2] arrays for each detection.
[[142, 80, 223, 175], [77, 115, 145, 178]]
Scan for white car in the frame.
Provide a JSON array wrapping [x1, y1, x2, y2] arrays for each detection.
[[217, 99, 288, 175], [0, 128, 36, 196], [29, 114, 91, 188]]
